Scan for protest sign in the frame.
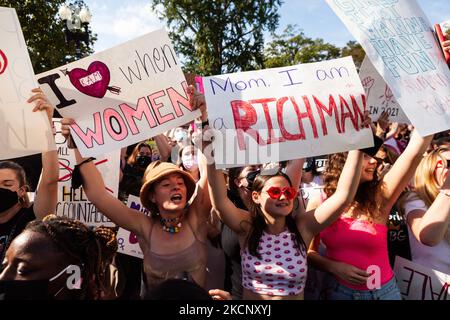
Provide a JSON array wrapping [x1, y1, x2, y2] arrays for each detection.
[[54, 119, 118, 227], [327, 0, 450, 136], [0, 7, 55, 159], [116, 195, 149, 259], [202, 56, 373, 169], [394, 256, 449, 300], [359, 56, 410, 123], [37, 29, 200, 157]]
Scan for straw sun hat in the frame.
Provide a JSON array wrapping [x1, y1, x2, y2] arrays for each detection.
[[140, 161, 196, 212]]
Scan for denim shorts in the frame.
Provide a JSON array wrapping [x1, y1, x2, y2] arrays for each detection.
[[328, 276, 402, 300]]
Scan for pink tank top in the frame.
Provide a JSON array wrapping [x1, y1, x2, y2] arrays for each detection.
[[320, 216, 394, 290], [241, 230, 307, 296]]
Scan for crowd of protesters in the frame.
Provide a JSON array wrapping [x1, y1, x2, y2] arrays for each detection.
[[0, 34, 449, 301]]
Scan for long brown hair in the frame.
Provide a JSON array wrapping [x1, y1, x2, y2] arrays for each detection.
[[0, 161, 31, 207], [246, 172, 306, 259], [324, 153, 382, 220], [127, 142, 152, 166]]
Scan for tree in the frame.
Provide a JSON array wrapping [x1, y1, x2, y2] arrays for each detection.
[[341, 40, 366, 69], [264, 25, 341, 68], [150, 0, 282, 76], [0, 0, 96, 73]]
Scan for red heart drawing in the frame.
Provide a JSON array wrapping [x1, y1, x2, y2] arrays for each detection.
[[68, 61, 110, 98], [0, 49, 8, 75], [129, 232, 139, 244]]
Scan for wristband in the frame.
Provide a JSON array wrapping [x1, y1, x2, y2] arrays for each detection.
[[71, 157, 96, 189]]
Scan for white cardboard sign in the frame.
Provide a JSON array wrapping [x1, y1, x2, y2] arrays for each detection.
[[0, 7, 55, 159], [37, 29, 200, 157], [54, 119, 119, 227], [202, 57, 373, 169], [327, 0, 450, 136]]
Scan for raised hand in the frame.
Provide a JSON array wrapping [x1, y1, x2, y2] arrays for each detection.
[[27, 87, 54, 123]]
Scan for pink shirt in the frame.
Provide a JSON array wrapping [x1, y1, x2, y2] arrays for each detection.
[[320, 216, 394, 290]]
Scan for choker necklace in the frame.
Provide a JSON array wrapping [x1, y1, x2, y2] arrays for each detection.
[[160, 216, 183, 234]]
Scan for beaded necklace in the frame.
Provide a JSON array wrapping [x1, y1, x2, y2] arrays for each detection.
[[160, 215, 183, 234]]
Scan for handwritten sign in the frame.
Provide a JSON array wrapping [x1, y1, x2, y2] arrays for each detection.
[[359, 56, 410, 123], [116, 195, 149, 259], [54, 119, 119, 227], [394, 256, 449, 300], [37, 29, 200, 157], [202, 57, 373, 169], [327, 0, 450, 136], [0, 7, 55, 159]]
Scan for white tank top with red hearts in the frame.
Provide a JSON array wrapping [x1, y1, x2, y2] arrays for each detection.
[[241, 229, 307, 296]]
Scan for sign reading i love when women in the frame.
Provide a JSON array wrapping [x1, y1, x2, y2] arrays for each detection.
[[37, 29, 200, 157]]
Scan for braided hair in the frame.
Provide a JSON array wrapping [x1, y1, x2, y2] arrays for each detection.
[[25, 215, 117, 299]]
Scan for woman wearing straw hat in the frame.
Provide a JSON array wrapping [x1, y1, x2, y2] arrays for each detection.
[[60, 86, 211, 297]]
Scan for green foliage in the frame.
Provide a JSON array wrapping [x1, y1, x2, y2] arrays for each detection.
[[0, 0, 96, 73], [264, 25, 341, 68], [340, 40, 366, 69], [151, 0, 282, 76]]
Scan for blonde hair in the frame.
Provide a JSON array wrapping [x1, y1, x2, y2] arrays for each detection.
[[413, 147, 449, 207]]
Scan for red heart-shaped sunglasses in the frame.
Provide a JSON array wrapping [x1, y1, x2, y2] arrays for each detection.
[[265, 186, 298, 200]]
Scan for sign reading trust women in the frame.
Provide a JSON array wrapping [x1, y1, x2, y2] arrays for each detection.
[[327, 0, 450, 136], [202, 56, 373, 169], [0, 7, 55, 159], [37, 29, 200, 157]]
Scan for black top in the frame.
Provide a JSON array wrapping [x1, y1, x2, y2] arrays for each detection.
[[0, 205, 35, 261], [119, 164, 146, 201]]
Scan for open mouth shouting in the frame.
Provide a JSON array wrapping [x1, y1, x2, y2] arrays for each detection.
[[170, 193, 183, 203]]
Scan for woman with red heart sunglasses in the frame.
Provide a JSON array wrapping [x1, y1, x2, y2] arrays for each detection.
[[203, 131, 366, 300]]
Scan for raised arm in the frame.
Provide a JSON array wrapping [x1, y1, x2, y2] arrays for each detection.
[[27, 88, 59, 219], [285, 158, 305, 191], [153, 134, 172, 162], [407, 174, 450, 246], [381, 130, 432, 212], [61, 119, 150, 237], [300, 149, 363, 238]]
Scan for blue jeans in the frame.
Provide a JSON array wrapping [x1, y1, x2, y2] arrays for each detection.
[[328, 276, 402, 300]]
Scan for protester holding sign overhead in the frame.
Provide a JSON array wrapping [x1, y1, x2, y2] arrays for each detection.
[[0, 88, 59, 264], [307, 128, 432, 300], [399, 147, 450, 275], [201, 111, 379, 299], [60, 85, 211, 297]]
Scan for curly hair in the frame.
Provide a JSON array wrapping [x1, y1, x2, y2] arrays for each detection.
[[25, 215, 117, 299], [324, 152, 382, 221], [246, 172, 306, 260]]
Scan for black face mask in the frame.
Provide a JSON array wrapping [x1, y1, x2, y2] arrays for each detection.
[[136, 155, 152, 169], [0, 188, 19, 213]]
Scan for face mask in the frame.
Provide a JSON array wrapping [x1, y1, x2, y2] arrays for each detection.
[[182, 154, 198, 171], [0, 188, 19, 213], [136, 155, 152, 169], [174, 130, 188, 143]]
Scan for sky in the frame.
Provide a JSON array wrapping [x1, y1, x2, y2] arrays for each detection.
[[82, 0, 450, 53]]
